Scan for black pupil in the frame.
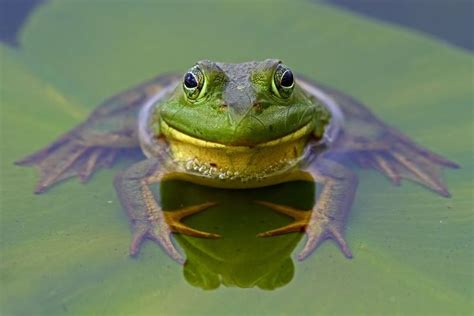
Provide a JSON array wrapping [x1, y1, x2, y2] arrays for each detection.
[[184, 72, 198, 88], [280, 70, 294, 87]]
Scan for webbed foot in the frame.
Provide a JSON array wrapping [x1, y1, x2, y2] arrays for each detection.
[[16, 132, 126, 193], [297, 209, 352, 261], [348, 128, 459, 197], [129, 201, 219, 264], [114, 158, 220, 264], [17, 74, 182, 194], [256, 200, 352, 261]]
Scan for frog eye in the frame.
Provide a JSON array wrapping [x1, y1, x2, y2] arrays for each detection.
[[272, 64, 294, 98], [183, 66, 205, 100]]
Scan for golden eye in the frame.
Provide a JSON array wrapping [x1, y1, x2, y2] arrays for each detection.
[[273, 64, 294, 98], [183, 65, 204, 100]]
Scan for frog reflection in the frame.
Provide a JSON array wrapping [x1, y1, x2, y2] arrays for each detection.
[[159, 180, 311, 290], [181, 242, 295, 290]]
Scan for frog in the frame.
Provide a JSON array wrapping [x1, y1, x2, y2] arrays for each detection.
[[16, 59, 458, 264]]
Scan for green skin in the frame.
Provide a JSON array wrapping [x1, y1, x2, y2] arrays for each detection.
[[17, 59, 458, 267], [156, 60, 327, 146]]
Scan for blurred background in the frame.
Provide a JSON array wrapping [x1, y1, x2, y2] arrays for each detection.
[[1, 0, 473, 51]]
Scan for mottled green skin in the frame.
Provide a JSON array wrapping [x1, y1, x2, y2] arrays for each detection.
[[157, 59, 329, 146]]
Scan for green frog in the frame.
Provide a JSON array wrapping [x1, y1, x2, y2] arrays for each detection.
[[17, 59, 458, 264]]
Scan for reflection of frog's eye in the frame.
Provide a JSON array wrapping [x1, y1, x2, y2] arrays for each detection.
[[183, 66, 205, 100], [273, 64, 294, 99]]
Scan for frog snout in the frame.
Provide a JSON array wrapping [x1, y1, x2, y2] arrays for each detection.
[[219, 101, 260, 110]]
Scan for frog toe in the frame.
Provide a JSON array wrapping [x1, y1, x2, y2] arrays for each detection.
[[129, 223, 149, 257], [78, 148, 117, 182], [164, 202, 221, 239], [149, 227, 185, 265], [390, 149, 452, 197], [297, 222, 352, 261], [351, 130, 458, 197], [128, 221, 185, 264], [254, 200, 351, 259], [17, 138, 123, 193], [256, 222, 306, 237], [254, 200, 310, 237]]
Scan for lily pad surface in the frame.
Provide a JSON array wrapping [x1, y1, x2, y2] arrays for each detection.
[[1, 1, 472, 315]]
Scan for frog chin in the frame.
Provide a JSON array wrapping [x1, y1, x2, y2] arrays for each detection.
[[160, 119, 314, 182]]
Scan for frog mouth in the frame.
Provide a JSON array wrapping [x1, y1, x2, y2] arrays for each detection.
[[160, 120, 314, 149]]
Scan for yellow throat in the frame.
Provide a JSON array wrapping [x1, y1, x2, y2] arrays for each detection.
[[160, 120, 313, 181]]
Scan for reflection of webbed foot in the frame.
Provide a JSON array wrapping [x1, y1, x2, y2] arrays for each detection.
[[164, 202, 221, 238], [255, 200, 352, 261], [255, 201, 310, 237], [129, 202, 219, 264]]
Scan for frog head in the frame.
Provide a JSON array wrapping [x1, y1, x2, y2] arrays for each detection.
[[152, 60, 330, 181], [158, 59, 329, 146]]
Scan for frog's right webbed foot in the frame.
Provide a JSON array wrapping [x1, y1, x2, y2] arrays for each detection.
[[128, 202, 219, 264], [114, 159, 219, 264], [15, 131, 129, 193], [16, 74, 180, 194]]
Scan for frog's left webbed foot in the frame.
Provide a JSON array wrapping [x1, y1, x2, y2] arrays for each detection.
[[348, 130, 459, 197], [256, 159, 357, 261], [114, 158, 219, 264], [256, 201, 352, 260], [303, 81, 458, 197]]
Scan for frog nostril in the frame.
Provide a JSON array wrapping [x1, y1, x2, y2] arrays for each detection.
[[218, 104, 228, 112], [253, 102, 262, 112]]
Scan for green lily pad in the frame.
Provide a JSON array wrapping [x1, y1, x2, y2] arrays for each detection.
[[1, 1, 472, 315]]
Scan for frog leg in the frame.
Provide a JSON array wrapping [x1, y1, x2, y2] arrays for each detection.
[[256, 159, 357, 261], [114, 158, 219, 264], [16, 74, 180, 193], [343, 126, 459, 197], [298, 78, 458, 198]]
